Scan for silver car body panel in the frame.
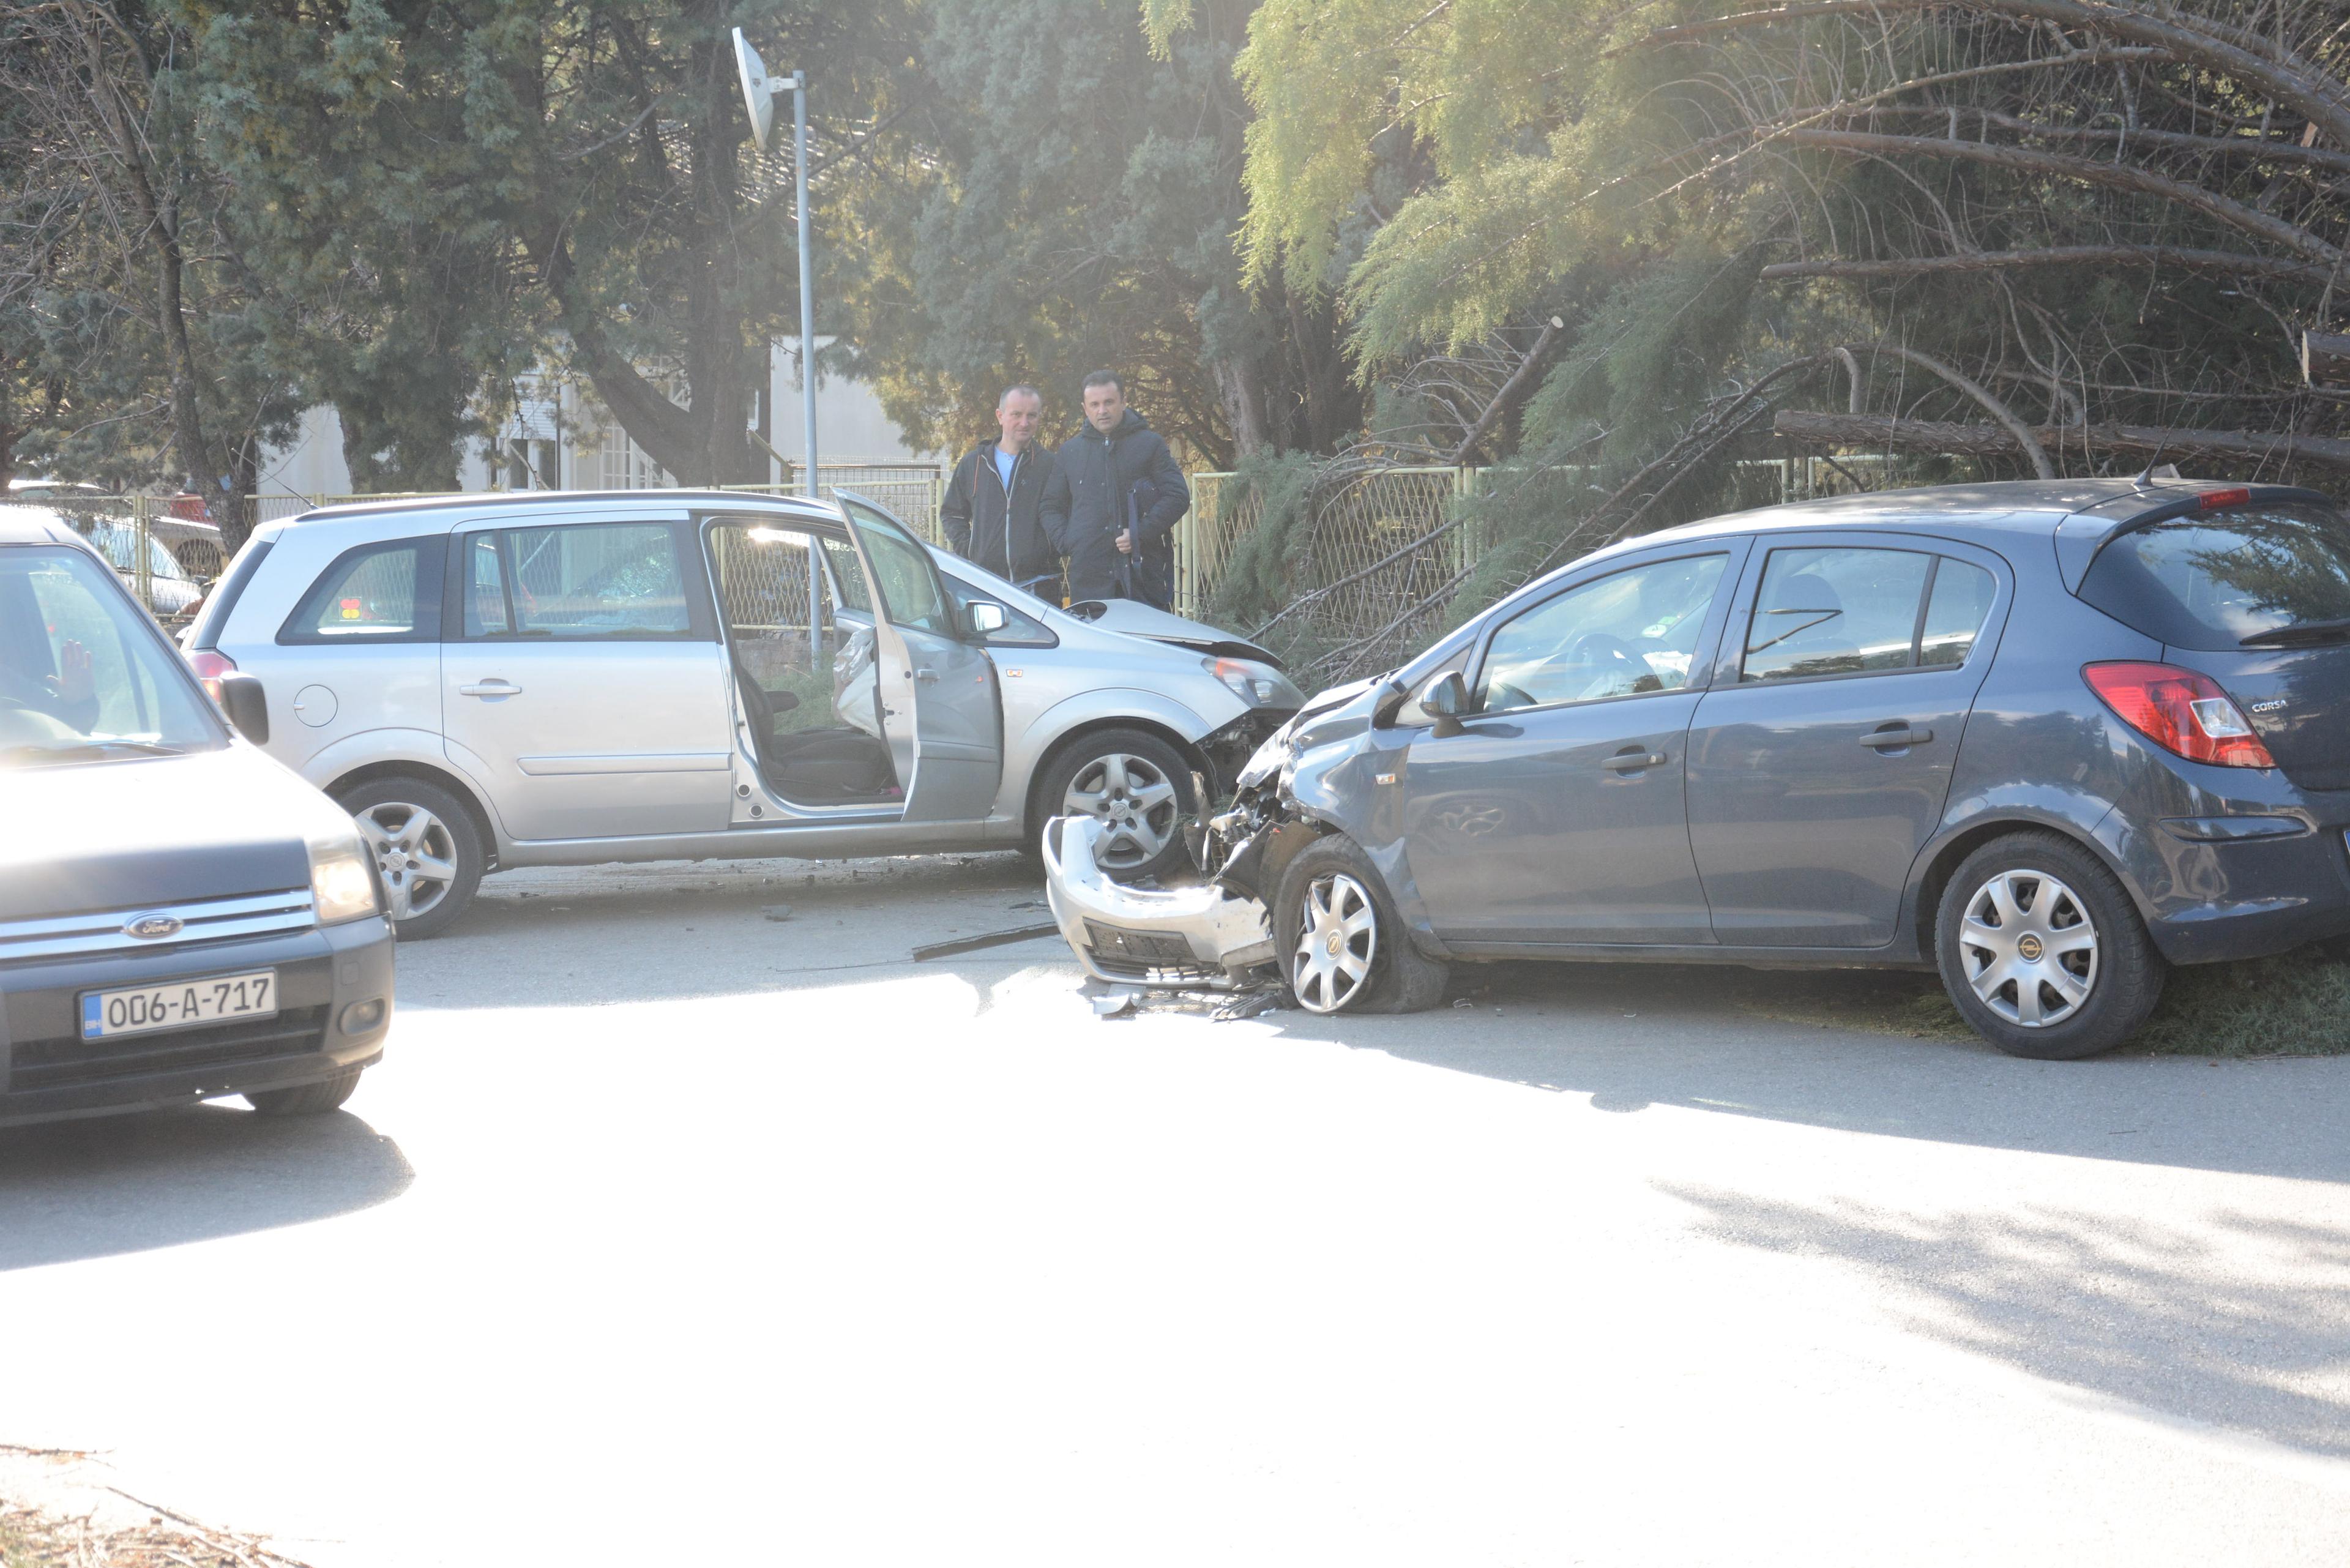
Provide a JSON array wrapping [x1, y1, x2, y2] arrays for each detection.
[[212, 490, 1279, 868]]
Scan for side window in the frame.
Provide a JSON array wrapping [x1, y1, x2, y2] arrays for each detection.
[[463, 535, 510, 637], [1741, 547, 1932, 682], [848, 512, 953, 637], [1475, 553, 1728, 714], [488, 523, 691, 638], [1919, 559, 1997, 668], [818, 535, 871, 614], [279, 537, 441, 644]]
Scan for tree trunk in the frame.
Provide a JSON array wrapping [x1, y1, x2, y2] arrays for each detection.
[[1214, 356, 1271, 461]]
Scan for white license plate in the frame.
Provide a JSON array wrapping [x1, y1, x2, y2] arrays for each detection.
[[80, 969, 278, 1040]]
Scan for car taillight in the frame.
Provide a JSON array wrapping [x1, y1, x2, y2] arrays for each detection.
[[187, 648, 237, 706], [2083, 661, 2276, 767]]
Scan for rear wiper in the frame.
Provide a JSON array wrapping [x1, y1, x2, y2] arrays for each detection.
[[2239, 616, 2350, 647]]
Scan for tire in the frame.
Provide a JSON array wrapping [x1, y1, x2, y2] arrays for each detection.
[[1274, 835, 1449, 1015], [1035, 727, 1196, 883], [337, 776, 485, 940], [247, 1067, 364, 1116], [1934, 831, 2165, 1059]]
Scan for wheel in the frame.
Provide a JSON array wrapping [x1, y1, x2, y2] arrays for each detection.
[[337, 776, 484, 939], [1934, 831, 2164, 1059], [1037, 727, 1195, 882], [1274, 835, 1449, 1015], [247, 1067, 364, 1116]]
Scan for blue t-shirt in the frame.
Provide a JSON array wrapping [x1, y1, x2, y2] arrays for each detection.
[[993, 445, 1017, 493]]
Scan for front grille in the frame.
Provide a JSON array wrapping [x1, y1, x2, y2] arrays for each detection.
[[1083, 920, 1201, 965], [0, 889, 315, 966], [9, 1006, 330, 1094]]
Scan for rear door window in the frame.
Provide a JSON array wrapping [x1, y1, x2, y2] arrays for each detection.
[[1742, 547, 1933, 681], [2080, 505, 2350, 650], [279, 537, 442, 643], [469, 523, 695, 639]]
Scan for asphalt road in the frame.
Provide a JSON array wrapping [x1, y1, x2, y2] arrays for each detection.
[[2, 853, 2348, 1566]]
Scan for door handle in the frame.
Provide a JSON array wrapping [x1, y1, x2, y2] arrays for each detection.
[[460, 681, 523, 697], [1860, 725, 1933, 749], [911, 666, 939, 682], [1602, 750, 1667, 773]]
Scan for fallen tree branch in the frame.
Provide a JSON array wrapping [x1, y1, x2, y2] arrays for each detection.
[[1761, 245, 2335, 285], [1846, 342, 2056, 477], [1780, 129, 2346, 266], [1773, 410, 2350, 470]]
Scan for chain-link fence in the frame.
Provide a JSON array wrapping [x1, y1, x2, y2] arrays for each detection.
[[1172, 454, 1960, 674]]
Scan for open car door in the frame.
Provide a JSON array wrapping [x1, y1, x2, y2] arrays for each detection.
[[835, 491, 1004, 823]]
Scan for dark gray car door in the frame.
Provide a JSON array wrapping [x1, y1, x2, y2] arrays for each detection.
[[1400, 545, 1744, 946], [1684, 533, 2010, 947]]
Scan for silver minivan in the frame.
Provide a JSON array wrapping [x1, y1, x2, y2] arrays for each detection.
[[181, 490, 1300, 935]]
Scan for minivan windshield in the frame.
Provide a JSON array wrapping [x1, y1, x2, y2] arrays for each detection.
[[2081, 504, 2350, 650], [0, 546, 222, 763]]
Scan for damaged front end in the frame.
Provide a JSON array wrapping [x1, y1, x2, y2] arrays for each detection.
[[1042, 712, 1316, 991]]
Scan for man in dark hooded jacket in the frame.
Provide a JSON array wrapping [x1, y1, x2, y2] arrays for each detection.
[[939, 384, 1061, 596], [1039, 370, 1189, 605]]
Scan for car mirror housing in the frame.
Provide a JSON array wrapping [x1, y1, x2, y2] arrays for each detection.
[[219, 671, 270, 745], [1422, 670, 1471, 736], [968, 600, 1009, 635]]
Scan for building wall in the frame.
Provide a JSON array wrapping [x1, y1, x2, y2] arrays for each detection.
[[257, 338, 937, 499]]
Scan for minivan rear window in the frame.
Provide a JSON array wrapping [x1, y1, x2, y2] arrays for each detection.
[[2080, 504, 2350, 651]]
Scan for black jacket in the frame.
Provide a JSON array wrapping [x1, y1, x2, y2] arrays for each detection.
[[1040, 409, 1190, 605], [941, 441, 1061, 592]]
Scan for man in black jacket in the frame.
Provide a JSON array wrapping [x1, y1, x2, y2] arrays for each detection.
[[1040, 370, 1190, 606], [940, 384, 1061, 596]]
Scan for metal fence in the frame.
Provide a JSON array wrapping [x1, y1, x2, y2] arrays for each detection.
[[1171, 454, 1930, 622]]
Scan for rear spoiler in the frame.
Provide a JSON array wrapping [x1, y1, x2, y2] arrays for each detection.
[[2054, 483, 2334, 592]]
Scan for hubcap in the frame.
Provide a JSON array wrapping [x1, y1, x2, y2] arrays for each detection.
[[1292, 872, 1377, 1014], [354, 802, 461, 923], [1958, 868, 2099, 1028], [1063, 752, 1179, 872]]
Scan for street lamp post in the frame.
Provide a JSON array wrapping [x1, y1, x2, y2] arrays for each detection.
[[734, 28, 823, 665]]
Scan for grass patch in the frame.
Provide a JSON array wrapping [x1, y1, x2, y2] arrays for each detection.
[[1737, 946, 2350, 1056]]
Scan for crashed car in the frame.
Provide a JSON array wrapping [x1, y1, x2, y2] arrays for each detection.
[[1046, 478, 2350, 1060]]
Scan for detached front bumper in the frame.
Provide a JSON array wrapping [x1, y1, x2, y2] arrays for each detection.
[[1042, 816, 1276, 990]]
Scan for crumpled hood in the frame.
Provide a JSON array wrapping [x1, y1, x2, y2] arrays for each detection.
[[0, 745, 351, 920], [1070, 599, 1285, 666]]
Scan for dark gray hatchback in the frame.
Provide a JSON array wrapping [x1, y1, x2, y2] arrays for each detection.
[[1, 507, 393, 1124], [1046, 478, 2350, 1058]]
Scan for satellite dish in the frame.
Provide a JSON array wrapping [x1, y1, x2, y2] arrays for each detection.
[[733, 27, 775, 152]]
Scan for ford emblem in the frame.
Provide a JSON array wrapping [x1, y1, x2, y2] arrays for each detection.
[[124, 914, 184, 941]]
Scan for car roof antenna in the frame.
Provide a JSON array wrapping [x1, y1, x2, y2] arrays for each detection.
[[2133, 436, 2176, 486]]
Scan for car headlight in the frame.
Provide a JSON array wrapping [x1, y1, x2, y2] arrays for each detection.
[[310, 835, 381, 925], [1206, 656, 1304, 709]]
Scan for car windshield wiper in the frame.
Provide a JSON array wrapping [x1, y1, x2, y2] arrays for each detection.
[[2239, 616, 2350, 647], [0, 739, 188, 763]]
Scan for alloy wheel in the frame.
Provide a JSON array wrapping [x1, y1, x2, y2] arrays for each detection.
[[1063, 752, 1179, 872], [1958, 868, 2100, 1028], [1292, 871, 1378, 1014], [354, 801, 460, 922]]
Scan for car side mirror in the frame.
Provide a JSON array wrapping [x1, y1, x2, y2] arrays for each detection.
[[1422, 670, 1471, 736], [968, 600, 1009, 635], [218, 671, 270, 745]]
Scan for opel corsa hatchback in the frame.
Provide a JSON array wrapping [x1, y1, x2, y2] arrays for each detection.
[[0, 508, 393, 1124], [1045, 479, 2350, 1059], [185, 490, 1300, 936]]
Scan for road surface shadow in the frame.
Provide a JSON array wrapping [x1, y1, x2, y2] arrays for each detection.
[[1272, 961, 2350, 1184], [1666, 1184, 2350, 1458], [396, 853, 1064, 1010], [0, 1104, 413, 1271]]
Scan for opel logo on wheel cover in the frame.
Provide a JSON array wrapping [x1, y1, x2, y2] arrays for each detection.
[[2017, 933, 2044, 961], [124, 914, 184, 941]]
